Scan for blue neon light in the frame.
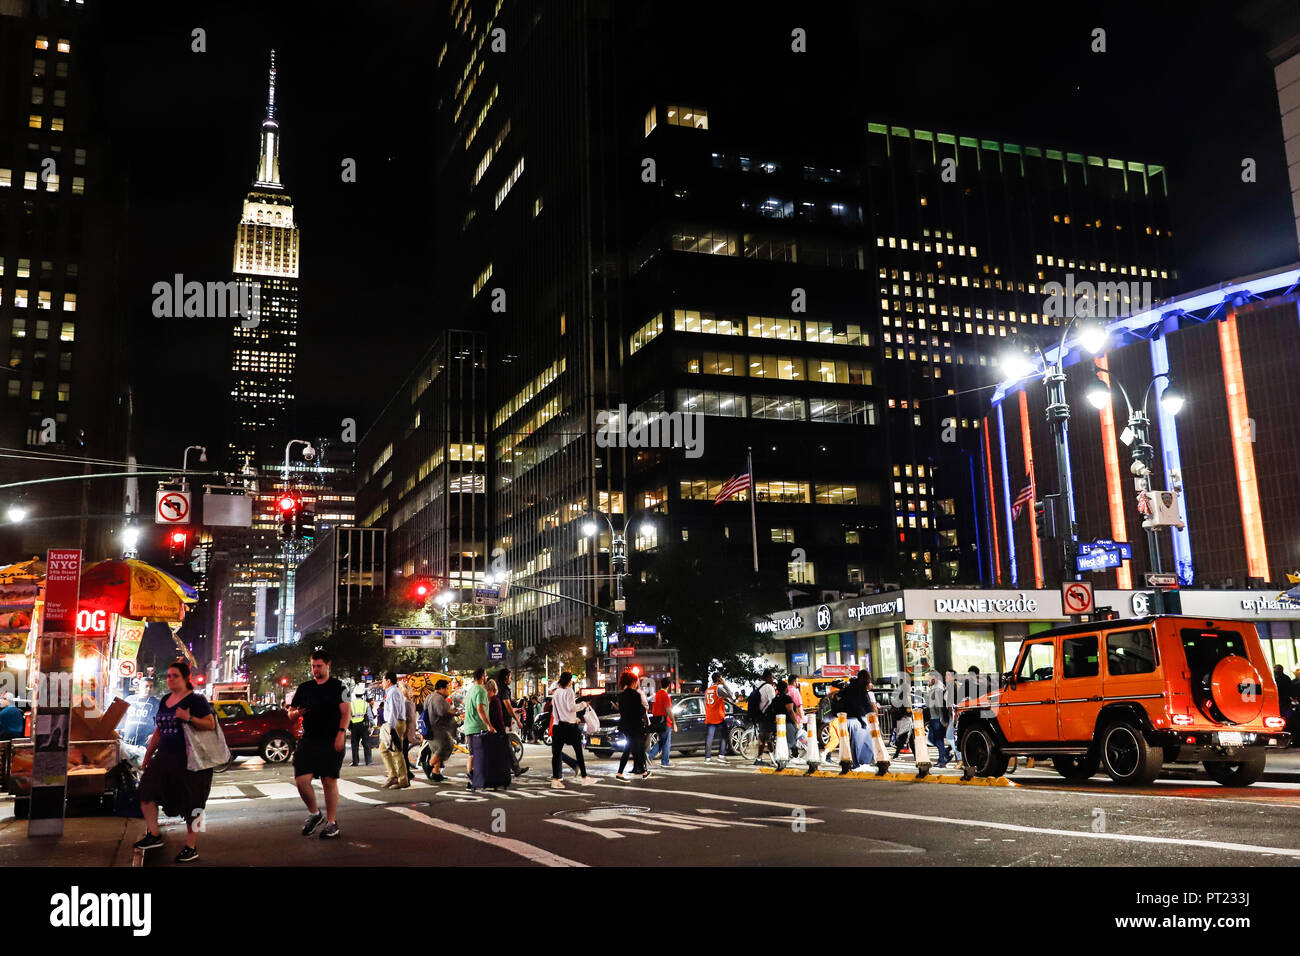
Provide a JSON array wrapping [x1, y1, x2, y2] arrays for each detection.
[[997, 404, 1017, 587], [1150, 332, 1193, 585]]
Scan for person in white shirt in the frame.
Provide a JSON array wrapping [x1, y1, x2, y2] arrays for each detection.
[[549, 672, 594, 790], [379, 672, 409, 788]]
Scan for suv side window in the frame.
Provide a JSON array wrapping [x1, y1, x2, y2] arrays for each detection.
[[1016, 641, 1055, 682], [676, 697, 703, 717], [1107, 629, 1157, 675], [1061, 636, 1100, 679]]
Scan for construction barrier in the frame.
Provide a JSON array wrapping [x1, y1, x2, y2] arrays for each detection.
[[773, 712, 790, 768], [911, 708, 931, 778], [837, 712, 852, 774], [866, 710, 890, 775], [805, 713, 820, 773]]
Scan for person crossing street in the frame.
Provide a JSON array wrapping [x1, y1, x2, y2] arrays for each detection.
[[704, 672, 734, 763], [288, 649, 350, 840], [379, 672, 409, 789], [349, 687, 372, 767]]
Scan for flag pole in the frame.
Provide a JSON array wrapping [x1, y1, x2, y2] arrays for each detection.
[[748, 447, 758, 574]]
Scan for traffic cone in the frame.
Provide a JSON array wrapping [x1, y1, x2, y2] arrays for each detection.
[[867, 710, 890, 775], [912, 708, 931, 778], [773, 713, 790, 769], [837, 712, 852, 774], [805, 713, 820, 774]]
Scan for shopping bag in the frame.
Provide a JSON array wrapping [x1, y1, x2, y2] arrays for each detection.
[[183, 713, 232, 772], [582, 706, 600, 734]]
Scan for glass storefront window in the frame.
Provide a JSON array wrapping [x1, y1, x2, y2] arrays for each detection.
[[873, 628, 899, 680], [1260, 623, 1297, 673], [951, 628, 998, 676]]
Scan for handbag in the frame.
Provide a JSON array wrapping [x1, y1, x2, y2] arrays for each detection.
[[582, 706, 600, 734], [183, 708, 231, 772]]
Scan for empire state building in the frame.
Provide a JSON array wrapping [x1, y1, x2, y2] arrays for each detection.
[[230, 50, 299, 468]]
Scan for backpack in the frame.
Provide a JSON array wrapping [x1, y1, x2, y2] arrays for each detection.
[[746, 685, 767, 720]]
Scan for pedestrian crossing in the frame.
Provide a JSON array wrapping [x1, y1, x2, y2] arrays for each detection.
[[203, 760, 761, 807]]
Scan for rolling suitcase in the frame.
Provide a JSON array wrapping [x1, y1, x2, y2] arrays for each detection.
[[469, 732, 513, 790]]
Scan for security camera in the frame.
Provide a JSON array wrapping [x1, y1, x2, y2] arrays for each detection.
[[301, 444, 316, 461], [1129, 460, 1149, 477]]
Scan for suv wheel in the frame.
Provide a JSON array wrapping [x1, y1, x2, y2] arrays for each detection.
[[960, 724, 1008, 777], [1099, 722, 1162, 785], [1203, 755, 1266, 787], [1051, 753, 1100, 781], [260, 732, 294, 764]]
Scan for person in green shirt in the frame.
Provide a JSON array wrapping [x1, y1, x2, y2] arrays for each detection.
[[461, 668, 492, 790]]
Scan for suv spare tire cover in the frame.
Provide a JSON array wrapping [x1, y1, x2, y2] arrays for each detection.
[[1208, 656, 1263, 724]]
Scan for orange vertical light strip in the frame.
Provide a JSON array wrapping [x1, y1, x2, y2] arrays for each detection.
[[1095, 357, 1132, 589], [1018, 390, 1044, 588], [983, 417, 1002, 584], [1219, 312, 1270, 581]]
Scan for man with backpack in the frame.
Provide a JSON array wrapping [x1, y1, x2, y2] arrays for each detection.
[[746, 670, 778, 766]]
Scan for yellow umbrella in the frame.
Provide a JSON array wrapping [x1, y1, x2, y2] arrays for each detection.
[[79, 559, 195, 623]]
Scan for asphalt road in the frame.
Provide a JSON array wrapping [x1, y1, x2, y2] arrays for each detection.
[[126, 744, 1300, 867]]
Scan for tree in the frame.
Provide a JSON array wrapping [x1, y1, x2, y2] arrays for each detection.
[[622, 538, 786, 679], [518, 633, 587, 681]]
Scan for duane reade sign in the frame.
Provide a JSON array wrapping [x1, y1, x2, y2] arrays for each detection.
[[921, 590, 1063, 620], [754, 611, 804, 634]]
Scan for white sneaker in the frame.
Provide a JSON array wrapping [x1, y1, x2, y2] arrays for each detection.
[[551, 779, 565, 790], [704, 757, 714, 764], [578, 775, 596, 785]]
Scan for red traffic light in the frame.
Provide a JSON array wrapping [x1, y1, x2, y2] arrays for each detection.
[[277, 494, 297, 512], [194, 674, 205, 685], [631, 665, 642, 677], [279, 677, 289, 686], [414, 582, 431, 598], [171, 530, 188, 544]]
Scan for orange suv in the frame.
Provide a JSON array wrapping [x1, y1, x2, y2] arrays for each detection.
[[956, 615, 1291, 786]]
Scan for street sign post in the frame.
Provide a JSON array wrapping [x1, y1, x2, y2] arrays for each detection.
[[611, 647, 635, 658], [624, 622, 657, 635], [1077, 549, 1122, 572], [1145, 572, 1179, 588], [473, 587, 500, 607], [487, 642, 506, 661]]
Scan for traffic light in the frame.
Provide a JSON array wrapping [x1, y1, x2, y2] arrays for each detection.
[[1034, 495, 1059, 541], [277, 493, 298, 541], [298, 504, 315, 541], [167, 529, 189, 564], [279, 677, 289, 687], [194, 674, 205, 686]]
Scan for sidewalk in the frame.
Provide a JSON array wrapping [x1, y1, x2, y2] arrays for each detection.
[[0, 813, 139, 866]]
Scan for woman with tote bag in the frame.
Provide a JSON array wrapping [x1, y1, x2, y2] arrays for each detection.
[[133, 659, 228, 863]]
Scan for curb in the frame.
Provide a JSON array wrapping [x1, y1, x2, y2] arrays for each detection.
[[757, 766, 1013, 787]]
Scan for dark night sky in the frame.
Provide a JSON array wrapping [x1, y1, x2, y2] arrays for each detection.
[[98, 1, 1297, 472]]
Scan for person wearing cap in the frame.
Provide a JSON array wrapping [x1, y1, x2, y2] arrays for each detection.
[[0, 693, 23, 740], [348, 685, 373, 767]]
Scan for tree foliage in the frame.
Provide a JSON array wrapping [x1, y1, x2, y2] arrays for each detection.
[[622, 538, 786, 680]]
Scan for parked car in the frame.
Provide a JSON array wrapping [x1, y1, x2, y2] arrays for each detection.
[[213, 699, 302, 765], [586, 693, 745, 758], [956, 615, 1291, 786]]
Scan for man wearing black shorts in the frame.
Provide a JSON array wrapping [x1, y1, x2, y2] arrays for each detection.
[[288, 649, 350, 839]]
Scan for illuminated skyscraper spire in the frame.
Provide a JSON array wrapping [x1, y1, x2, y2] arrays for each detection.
[[255, 50, 280, 188]]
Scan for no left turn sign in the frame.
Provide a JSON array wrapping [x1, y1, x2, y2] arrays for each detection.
[[155, 489, 192, 524], [1062, 580, 1094, 615]]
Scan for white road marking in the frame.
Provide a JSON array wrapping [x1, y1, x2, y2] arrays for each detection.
[[255, 782, 304, 800], [336, 780, 384, 805], [208, 785, 246, 799], [846, 808, 1300, 858], [588, 782, 814, 810], [544, 819, 657, 839], [386, 805, 588, 866]]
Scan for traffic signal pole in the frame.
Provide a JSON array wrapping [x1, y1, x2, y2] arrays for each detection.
[[1044, 364, 1081, 590]]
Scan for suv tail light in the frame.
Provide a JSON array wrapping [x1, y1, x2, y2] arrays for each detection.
[[1264, 716, 1286, 729], [1171, 714, 1195, 726]]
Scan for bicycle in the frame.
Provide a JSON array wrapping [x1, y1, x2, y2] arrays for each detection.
[[737, 722, 808, 768]]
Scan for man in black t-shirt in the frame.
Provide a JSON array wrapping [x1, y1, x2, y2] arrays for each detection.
[[287, 649, 350, 839]]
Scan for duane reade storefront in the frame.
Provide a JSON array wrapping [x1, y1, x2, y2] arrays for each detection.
[[753, 588, 1300, 680]]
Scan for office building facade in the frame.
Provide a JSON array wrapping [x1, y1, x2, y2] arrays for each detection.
[[293, 525, 386, 639]]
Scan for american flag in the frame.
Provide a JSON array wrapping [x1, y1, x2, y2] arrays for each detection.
[[1011, 482, 1033, 520], [713, 472, 752, 505]]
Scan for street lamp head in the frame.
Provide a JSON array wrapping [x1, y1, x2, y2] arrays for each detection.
[[198, 447, 208, 463], [1086, 374, 1111, 411], [5, 504, 27, 524], [581, 520, 598, 537], [639, 519, 654, 536], [434, 590, 455, 606], [121, 525, 141, 548], [1079, 322, 1109, 356], [1159, 383, 1185, 416], [997, 351, 1035, 381]]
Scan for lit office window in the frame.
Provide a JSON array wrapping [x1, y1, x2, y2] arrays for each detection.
[[59, 321, 74, 341], [31, 89, 44, 105], [57, 39, 71, 53], [35, 35, 49, 50], [644, 106, 657, 137], [666, 104, 708, 129], [28, 115, 42, 129], [62, 295, 76, 313]]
